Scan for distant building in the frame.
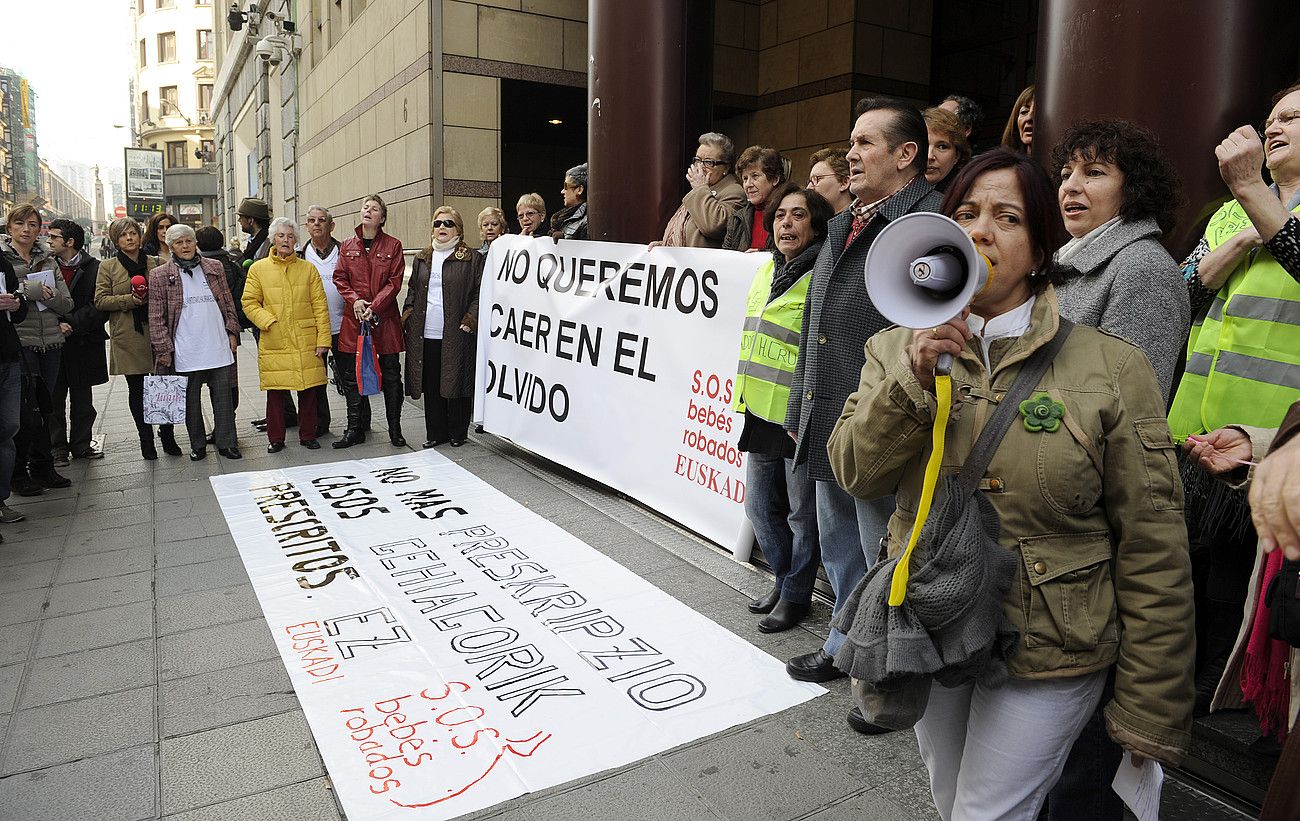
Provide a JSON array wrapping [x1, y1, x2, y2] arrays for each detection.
[[38, 159, 92, 224], [0, 66, 40, 212], [131, 0, 218, 226]]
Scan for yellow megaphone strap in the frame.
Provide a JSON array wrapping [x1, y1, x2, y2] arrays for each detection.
[[888, 373, 952, 606]]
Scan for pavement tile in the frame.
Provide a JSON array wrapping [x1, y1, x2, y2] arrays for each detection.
[[157, 584, 263, 635], [1, 685, 156, 775], [34, 600, 154, 658], [776, 690, 928, 787], [0, 514, 70, 543], [67, 502, 153, 533], [162, 776, 342, 821], [0, 536, 65, 568], [55, 545, 155, 583], [0, 663, 22, 715], [0, 744, 156, 821], [158, 617, 278, 680], [0, 623, 36, 665], [871, 765, 941, 820], [528, 760, 725, 821], [64, 522, 154, 555], [18, 639, 155, 710], [43, 570, 154, 617], [155, 533, 239, 568], [161, 658, 297, 738], [0, 559, 57, 595], [661, 717, 862, 821], [155, 556, 251, 598], [156, 515, 232, 542], [75, 486, 152, 514], [153, 478, 217, 502], [159, 710, 324, 814], [155, 496, 222, 522], [0, 587, 49, 627], [803, 788, 916, 821]]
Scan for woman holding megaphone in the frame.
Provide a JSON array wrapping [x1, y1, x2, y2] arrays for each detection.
[[827, 149, 1195, 820], [95, 217, 183, 460]]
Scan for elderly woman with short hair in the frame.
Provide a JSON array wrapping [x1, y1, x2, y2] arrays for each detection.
[[723, 146, 786, 251], [477, 207, 508, 256], [656, 132, 745, 248], [147, 223, 242, 461], [551, 163, 589, 240], [403, 206, 484, 448], [95, 217, 181, 459], [516, 193, 547, 237], [243, 217, 332, 454]]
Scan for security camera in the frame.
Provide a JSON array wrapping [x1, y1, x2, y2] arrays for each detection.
[[255, 36, 283, 65]]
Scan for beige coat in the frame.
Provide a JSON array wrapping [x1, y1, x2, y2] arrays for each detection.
[[94, 255, 160, 376], [663, 173, 745, 249], [827, 288, 1195, 764]]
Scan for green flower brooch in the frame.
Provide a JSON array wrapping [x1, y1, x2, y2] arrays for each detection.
[[1020, 393, 1065, 433]]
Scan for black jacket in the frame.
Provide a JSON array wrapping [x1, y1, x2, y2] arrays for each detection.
[[202, 248, 252, 328], [1, 255, 30, 362], [55, 253, 109, 387]]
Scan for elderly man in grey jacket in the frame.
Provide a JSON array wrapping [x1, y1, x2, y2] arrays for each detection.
[[783, 97, 943, 737]]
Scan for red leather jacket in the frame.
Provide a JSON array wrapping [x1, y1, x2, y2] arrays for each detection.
[[333, 226, 406, 354]]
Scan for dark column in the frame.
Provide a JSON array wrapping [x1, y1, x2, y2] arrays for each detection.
[[1036, 0, 1300, 256], [588, 0, 712, 243]]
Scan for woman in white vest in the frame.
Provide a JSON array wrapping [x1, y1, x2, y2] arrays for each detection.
[[732, 183, 834, 633], [302, 205, 345, 438]]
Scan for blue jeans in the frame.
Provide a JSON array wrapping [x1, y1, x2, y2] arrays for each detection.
[[816, 479, 895, 656], [0, 360, 19, 501], [745, 453, 820, 604]]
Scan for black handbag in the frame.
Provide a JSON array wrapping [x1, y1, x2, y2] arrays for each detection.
[[1265, 557, 1300, 648]]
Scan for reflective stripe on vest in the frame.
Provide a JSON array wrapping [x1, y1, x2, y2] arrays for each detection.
[[733, 258, 810, 425], [1168, 199, 1300, 437]]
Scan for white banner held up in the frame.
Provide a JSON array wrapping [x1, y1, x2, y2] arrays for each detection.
[[211, 452, 822, 821], [474, 235, 766, 551]]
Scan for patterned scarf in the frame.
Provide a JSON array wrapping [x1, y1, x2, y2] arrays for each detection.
[[117, 250, 150, 333]]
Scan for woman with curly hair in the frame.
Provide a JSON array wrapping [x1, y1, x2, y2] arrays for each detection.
[[1050, 119, 1189, 395]]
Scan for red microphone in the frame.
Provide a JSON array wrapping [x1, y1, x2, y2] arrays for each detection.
[[131, 275, 148, 299]]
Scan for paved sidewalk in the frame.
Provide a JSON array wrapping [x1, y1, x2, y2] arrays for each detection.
[[0, 347, 1254, 820]]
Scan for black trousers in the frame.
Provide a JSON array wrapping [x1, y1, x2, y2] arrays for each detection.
[[50, 369, 98, 457], [421, 338, 470, 442], [313, 333, 343, 434], [338, 350, 401, 432]]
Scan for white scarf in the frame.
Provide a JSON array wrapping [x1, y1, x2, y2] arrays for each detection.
[[1055, 216, 1122, 268], [432, 235, 460, 252]]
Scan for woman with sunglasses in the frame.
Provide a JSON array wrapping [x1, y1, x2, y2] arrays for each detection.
[[402, 207, 483, 448]]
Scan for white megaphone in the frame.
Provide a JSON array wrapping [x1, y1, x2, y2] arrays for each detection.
[[864, 211, 992, 373]]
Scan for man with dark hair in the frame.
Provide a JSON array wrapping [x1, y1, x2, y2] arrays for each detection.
[[47, 219, 107, 464], [940, 94, 983, 139], [783, 97, 942, 736]]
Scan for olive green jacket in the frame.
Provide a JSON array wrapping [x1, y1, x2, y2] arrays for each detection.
[[827, 288, 1195, 764]]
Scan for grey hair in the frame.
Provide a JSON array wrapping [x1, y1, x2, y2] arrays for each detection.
[[305, 205, 333, 220], [269, 217, 298, 241], [164, 223, 196, 246], [697, 132, 735, 166], [565, 163, 588, 191]]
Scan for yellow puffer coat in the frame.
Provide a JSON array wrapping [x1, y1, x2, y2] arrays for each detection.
[[242, 252, 331, 391]]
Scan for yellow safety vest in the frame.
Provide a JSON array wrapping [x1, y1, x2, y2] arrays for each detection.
[[1168, 199, 1300, 438], [733, 258, 810, 425]]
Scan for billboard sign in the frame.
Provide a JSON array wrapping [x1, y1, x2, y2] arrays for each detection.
[[124, 147, 165, 221]]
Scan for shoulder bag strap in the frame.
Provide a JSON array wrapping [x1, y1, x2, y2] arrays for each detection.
[[956, 318, 1074, 496]]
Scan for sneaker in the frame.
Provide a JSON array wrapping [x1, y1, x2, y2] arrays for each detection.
[[0, 503, 24, 523], [52, 450, 71, 467], [11, 477, 45, 497]]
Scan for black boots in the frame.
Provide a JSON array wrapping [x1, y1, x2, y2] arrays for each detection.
[[758, 600, 810, 634], [332, 430, 366, 449], [158, 426, 183, 457], [748, 586, 782, 614]]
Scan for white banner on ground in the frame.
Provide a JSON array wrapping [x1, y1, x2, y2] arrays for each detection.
[[211, 452, 822, 821], [474, 235, 766, 552]]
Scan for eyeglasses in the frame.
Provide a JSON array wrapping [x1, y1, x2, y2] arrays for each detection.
[[691, 157, 727, 168], [807, 173, 835, 186], [518, 210, 540, 219], [431, 219, 457, 229], [1262, 109, 1300, 132]]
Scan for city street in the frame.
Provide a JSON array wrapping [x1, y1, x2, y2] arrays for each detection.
[[0, 346, 1254, 821]]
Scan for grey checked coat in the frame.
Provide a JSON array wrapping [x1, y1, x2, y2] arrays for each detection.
[[785, 177, 942, 481]]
